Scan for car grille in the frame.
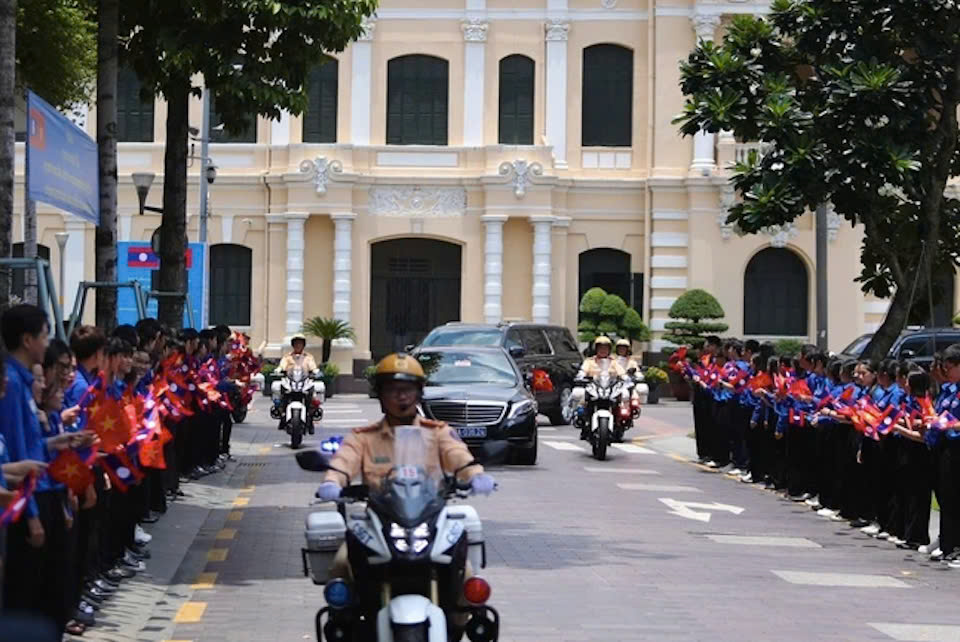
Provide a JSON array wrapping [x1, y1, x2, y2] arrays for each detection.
[[424, 401, 507, 426]]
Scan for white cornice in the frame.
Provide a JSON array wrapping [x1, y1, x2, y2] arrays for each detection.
[[657, 2, 771, 18], [373, 8, 649, 21]]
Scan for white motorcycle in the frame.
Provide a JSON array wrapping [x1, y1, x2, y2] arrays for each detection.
[[296, 427, 504, 642], [576, 372, 628, 460], [271, 366, 324, 449]]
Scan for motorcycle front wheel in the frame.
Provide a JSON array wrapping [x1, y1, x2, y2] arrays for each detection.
[[593, 418, 609, 461], [392, 623, 429, 642], [290, 416, 304, 449]]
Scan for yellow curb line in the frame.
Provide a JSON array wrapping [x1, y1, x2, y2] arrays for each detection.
[[173, 602, 207, 623], [238, 485, 256, 494], [206, 548, 229, 562], [232, 497, 250, 507], [216, 528, 236, 540], [190, 572, 218, 590], [227, 510, 244, 521]]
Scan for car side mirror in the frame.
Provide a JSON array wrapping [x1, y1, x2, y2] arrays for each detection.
[[509, 346, 525, 359], [404, 344, 416, 353], [900, 349, 916, 359]]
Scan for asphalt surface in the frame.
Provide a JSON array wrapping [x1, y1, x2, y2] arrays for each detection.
[[75, 396, 960, 642]]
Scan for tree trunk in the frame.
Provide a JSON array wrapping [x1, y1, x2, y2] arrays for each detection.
[[322, 340, 331, 365], [157, 82, 188, 329], [0, 0, 13, 306], [862, 285, 913, 361], [95, 0, 119, 331]]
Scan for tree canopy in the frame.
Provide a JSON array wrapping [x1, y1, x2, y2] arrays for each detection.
[[662, 289, 728, 348], [675, 0, 960, 358]]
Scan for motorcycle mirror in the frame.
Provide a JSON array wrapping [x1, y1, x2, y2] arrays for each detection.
[[627, 367, 637, 376], [295, 450, 332, 473]]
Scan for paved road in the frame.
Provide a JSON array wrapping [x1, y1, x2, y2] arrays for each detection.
[[78, 397, 960, 642]]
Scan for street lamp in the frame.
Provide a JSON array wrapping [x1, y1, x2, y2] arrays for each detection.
[[54, 232, 68, 309], [132, 172, 164, 215]]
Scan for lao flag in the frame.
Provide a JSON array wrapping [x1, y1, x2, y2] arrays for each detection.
[[127, 246, 159, 268], [0, 472, 38, 526]]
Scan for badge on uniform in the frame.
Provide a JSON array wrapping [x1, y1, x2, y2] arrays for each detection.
[[373, 456, 391, 464]]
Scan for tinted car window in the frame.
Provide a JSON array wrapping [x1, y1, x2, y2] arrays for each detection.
[[421, 328, 502, 347], [898, 336, 937, 357], [545, 328, 579, 355], [419, 351, 517, 387], [936, 335, 960, 352], [841, 335, 872, 357], [519, 329, 551, 355], [504, 329, 523, 352]]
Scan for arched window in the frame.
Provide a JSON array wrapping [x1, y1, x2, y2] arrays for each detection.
[[498, 55, 534, 145], [210, 94, 257, 143], [117, 67, 154, 142], [209, 244, 252, 326], [303, 60, 338, 143], [578, 248, 639, 318], [387, 55, 449, 145], [11, 243, 51, 300], [582, 45, 633, 147], [744, 248, 808, 336]]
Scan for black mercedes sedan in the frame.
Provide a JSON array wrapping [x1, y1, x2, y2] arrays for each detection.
[[414, 346, 538, 465]]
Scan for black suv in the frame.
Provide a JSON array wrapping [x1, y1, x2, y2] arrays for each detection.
[[839, 328, 960, 369], [414, 322, 582, 425]]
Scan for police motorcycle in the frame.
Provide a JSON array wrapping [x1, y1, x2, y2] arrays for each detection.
[[271, 366, 324, 448], [296, 427, 503, 642], [612, 368, 648, 443], [574, 371, 629, 460]]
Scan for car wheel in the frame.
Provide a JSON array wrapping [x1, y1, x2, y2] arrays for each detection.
[[547, 385, 573, 426], [513, 430, 538, 465]]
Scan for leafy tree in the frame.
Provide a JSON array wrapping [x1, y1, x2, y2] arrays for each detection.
[[577, 287, 651, 343], [675, 0, 960, 360], [621, 307, 651, 343], [121, 0, 376, 327], [302, 316, 356, 365], [577, 287, 607, 342], [598, 294, 628, 336], [662, 289, 728, 348]]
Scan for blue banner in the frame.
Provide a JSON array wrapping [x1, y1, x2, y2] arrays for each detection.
[[117, 242, 204, 329], [26, 90, 99, 225]]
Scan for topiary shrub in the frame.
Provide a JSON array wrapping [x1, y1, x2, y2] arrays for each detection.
[[578, 287, 650, 344], [578, 287, 608, 342], [662, 289, 728, 349], [773, 338, 805, 357], [621, 307, 651, 343]]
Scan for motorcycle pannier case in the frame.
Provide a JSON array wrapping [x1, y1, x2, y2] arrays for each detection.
[[303, 510, 346, 585], [453, 505, 485, 570]]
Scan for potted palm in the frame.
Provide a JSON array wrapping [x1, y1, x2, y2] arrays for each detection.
[[661, 289, 728, 401], [302, 316, 357, 365]]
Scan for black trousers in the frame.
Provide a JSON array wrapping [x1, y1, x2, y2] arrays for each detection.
[[821, 424, 848, 511], [769, 419, 789, 489], [892, 439, 932, 545], [710, 401, 732, 466], [3, 490, 74, 635], [936, 440, 960, 555], [163, 423, 179, 492], [841, 433, 873, 521], [729, 403, 752, 470], [786, 424, 817, 497], [747, 407, 769, 482], [692, 388, 712, 460], [219, 411, 233, 455]]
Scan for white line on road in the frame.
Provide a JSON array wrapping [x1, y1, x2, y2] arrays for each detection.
[[612, 443, 656, 454], [542, 440, 585, 452], [659, 498, 745, 522], [583, 467, 660, 475], [869, 623, 960, 641], [539, 427, 558, 432], [772, 570, 911, 588], [322, 409, 363, 414], [706, 535, 821, 548], [617, 483, 701, 492]]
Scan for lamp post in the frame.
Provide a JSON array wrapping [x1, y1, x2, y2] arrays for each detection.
[[54, 232, 69, 309]]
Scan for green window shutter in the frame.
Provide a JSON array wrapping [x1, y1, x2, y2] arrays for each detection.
[[117, 67, 154, 143], [304, 60, 338, 143], [209, 244, 252, 326], [210, 95, 257, 144], [387, 55, 448, 145], [582, 45, 633, 147], [499, 55, 534, 145]]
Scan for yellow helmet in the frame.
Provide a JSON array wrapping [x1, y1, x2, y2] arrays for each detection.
[[374, 352, 426, 388], [593, 336, 613, 347]]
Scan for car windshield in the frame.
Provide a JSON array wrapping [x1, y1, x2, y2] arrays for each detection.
[[841, 335, 872, 356], [420, 328, 502, 347], [419, 351, 517, 387]]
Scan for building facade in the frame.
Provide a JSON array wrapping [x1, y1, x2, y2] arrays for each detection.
[[12, 0, 947, 373]]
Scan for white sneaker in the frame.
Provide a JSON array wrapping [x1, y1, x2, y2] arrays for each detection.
[[949, 559, 960, 569], [739, 472, 753, 483], [877, 531, 891, 540], [804, 496, 820, 507], [930, 548, 944, 560], [892, 537, 907, 546], [817, 508, 837, 518], [135, 525, 152, 545], [705, 460, 719, 469], [919, 538, 939, 555], [726, 468, 742, 477], [861, 524, 881, 536]]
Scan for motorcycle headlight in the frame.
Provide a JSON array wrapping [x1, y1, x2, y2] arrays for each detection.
[[389, 522, 431, 555], [507, 399, 536, 420]]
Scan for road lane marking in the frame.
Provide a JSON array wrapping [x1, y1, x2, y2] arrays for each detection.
[[659, 498, 745, 522], [584, 467, 660, 475], [706, 535, 821, 548], [207, 548, 229, 562], [227, 510, 244, 522], [232, 497, 250, 507], [191, 572, 218, 589], [618, 483, 701, 492], [772, 570, 910, 588], [216, 528, 236, 540], [174, 602, 207, 623], [611, 443, 656, 454], [320, 419, 370, 425], [238, 486, 255, 494], [539, 427, 558, 432], [322, 409, 363, 414], [542, 440, 584, 451], [257, 446, 271, 454], [869, 623, 960, 641], [538, 434, 576, 440]]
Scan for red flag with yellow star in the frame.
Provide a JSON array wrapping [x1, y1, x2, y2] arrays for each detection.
[[48, 449, 95, 494], [88, 396, 134, 451]]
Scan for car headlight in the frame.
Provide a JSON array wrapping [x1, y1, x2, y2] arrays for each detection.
[[507, 399, 536, 419]]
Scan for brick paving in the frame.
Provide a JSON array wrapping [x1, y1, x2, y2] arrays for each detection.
[[77, 396, 960, 641]]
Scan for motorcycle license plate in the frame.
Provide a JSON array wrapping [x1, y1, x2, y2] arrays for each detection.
[[457, 426, 487, 439]]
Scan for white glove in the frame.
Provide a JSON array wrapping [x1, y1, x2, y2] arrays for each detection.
[[470, 474, 497, 496], [315, 481, 342, 502]]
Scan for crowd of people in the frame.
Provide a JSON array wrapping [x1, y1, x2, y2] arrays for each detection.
[[0, 303, 260, 639], [674, 336, 960, 569]]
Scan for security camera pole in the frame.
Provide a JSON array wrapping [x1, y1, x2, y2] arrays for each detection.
[[198, 89, 211, 328]]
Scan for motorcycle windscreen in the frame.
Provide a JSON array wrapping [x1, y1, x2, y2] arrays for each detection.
[[380, 426, 443, 525]]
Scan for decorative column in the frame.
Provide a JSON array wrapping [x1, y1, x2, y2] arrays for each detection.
[[331, 212, 356, 346], [350, 18, 375, 145], [481, 214, 507, 323], [63, 219, 87, 317], [284, 212, 309, 335], [462, 19, 489, 147], [271, 109, 291, 145], [544, 20, 569, 169], [690, 14, 721, 173], [530, 215, 554, 323]]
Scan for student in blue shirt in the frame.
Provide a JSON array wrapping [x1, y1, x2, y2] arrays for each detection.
[[932, 345, 960, 568]]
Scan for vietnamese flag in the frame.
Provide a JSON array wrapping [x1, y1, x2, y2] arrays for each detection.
[[748, 371, 773, 392], [789, 379, 812, 399], [49, 449, 95, 494], [88, 396, 135, 451], [532, 369, 554, 393]]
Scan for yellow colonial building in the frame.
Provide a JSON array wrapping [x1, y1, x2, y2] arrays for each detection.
[[13, 0, 945, 373]]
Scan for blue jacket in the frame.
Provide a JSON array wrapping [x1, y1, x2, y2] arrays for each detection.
[[64, 364, 98, 433], [0, 356, 52, 516]]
